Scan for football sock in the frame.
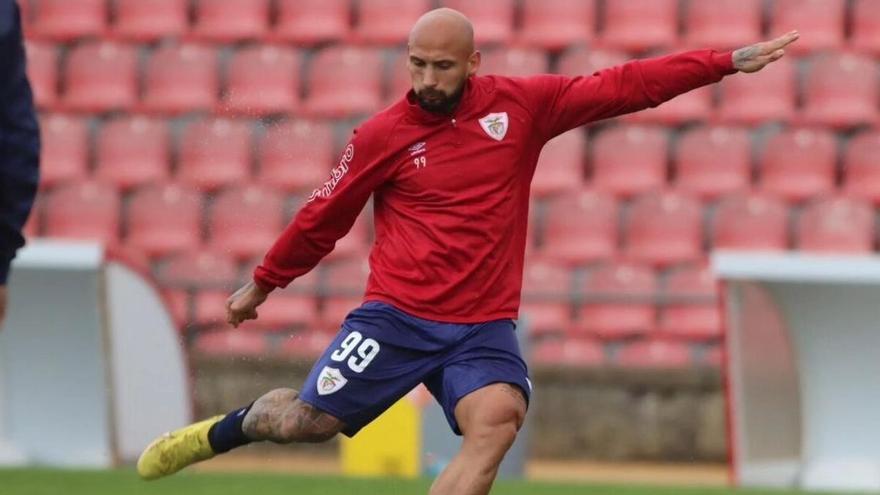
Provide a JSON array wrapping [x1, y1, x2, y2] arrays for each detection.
[[207, 402, 254, 454]]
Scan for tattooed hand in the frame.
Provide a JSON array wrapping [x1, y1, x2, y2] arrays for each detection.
[[732, 31, 800, 73]]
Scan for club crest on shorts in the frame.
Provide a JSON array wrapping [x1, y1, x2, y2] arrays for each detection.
[[317, 366, 347, 396], [479, 112, 509, 141]]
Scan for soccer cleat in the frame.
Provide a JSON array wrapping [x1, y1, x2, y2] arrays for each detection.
[[136, 415, 224, 480]]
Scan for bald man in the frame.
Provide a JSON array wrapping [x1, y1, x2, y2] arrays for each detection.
[[138, 9, 798, 494]]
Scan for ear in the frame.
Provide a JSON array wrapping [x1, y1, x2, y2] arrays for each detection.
[[467, 50, 481, 77]]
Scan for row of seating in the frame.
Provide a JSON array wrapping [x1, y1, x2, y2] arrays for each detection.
[[25, 40, 880, 127], [18, 0, 880, 54]]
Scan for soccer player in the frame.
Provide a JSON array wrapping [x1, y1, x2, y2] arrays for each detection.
[[138, 8, 798, 495], [0, 0, 40, 326]]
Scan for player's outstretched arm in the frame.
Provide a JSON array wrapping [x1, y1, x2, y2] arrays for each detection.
[[732, 31, 800, 73], [226, 281, 269, 328]]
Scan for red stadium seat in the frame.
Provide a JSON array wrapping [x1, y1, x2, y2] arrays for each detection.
[[141, 44, 218, 115], [62, 41, 137, 113], [279, 330, 338, 360], [44, 181, 120, 245], [354, 0, 430, 45], [177, 118, 252, 192], [192, 329, 268, 357], [24, 41, 58, 110], [273, 0, 350, 45], [95, 116, 170, 190], [208, 185, 285, 260], [31, 0, 106, 41], [625, 85, 713, 126], [801, 52, 878, 129], [770, 0, 845, 54], [256, 120, 336, 193], [716, 55, 796, 125], [159, 250, 239, 289], [127, 183, 203, 258], [532, 129, 586, 196], [591, 125, 668, 197], [479, 48, 549, 77], [191, 289, 228, 327], [112, 0, 188, 41], [539, 189, 619, 264], [843, 131, 880, 204], [519, 0, 595, 50], [440, 0, 515, 45], [712, 192, 790, 250], [851, 0, 880, 55], [682, 0, 762, 49], [759, 128, 837, 202], [796, 196, 875, 253], [387, 50, 413, 105], [323, 212, 372, 262], [245, 291, 320, 330], [38, 114, 89, 188], [322, 259, 371, 327], [162, 289, 190, 328], [191, 0, 269, 42], [624, 190, 703, 267], [600, 0, 678, 52], [520, 257, 574, 339], [575, 262, 657, 340], [616, 339, 692, 368], [556, 47, 629, 77], [221, 46, 301, 116], [532, 338, 605, 367], [674, 126, 752, 199], [659, 264, 721, 341], [304, 47, 383, 117]]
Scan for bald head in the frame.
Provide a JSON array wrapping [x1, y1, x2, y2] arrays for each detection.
[[409, 8, 475, 55]]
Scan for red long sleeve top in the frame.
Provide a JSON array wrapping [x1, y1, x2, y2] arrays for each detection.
[[254, 50, 737, 323]]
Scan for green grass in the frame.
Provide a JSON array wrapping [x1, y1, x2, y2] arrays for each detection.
[[0, 469, 847, 495]]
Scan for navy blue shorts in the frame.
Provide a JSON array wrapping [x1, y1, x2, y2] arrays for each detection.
[[298, 301, 531, 437]]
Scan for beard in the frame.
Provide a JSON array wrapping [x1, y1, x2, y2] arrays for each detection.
[[415, 82, 465, 115]]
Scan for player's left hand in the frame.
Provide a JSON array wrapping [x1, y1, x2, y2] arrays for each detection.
[[226, 281, 269, 328], [732, 30, 800, 73]]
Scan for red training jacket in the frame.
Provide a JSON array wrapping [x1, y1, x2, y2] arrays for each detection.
[[254, 50, 737, 323]]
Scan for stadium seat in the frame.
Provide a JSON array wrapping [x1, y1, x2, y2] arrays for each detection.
[[24, 41, 58, 110], [539, 189, 619, 264], [192, 329, 268, 357], [682, 0, 762, 49], [62, 41, 138, 113], [520, 257, 574, 339], [556, 47, 629, 77], [616, 339, 692, 368], [716, 55, 796, 125], [600, 0, 678, 52], [851, 0, 880, 54], [323, 212, 372, 262], [38, 114, 89, 188], [256, 120, 336, 193], [674, 126, 752, 199], [591, 125, 668, 197], [532, 338, 605, 367], [519, 0, 595, 50], [712, 192, 790, 250], [127, 183, 204, 258], [574, 261, 658, 340], [801, 52, 878, 129], [272, 0, 350, 45], [191, 0, 269, 42], [112, 0, 188, 41], [95, 116, 170, 190], [440, 0, 515, 45], [303, 46, 383, 117], [796, 196, 875, 253], [386, 50, 413, 105], [624, 190, 703, 267], [207, 185, 286, 260], [532, 129, 586, 196], [162, 289, 190, 328], [843, 130, 880, 204], [279, 330, 337, 360], [770, 0, 845, 54], [177, 118, 252, 192], [354, 0, 431, 45], [322, 259, 371, 327], [759, 128, 837, 202], [479, 48, 550, 77], [625, 85, 713, 125], [658, 264, 722, 341], [221, 46, 301, 116], [31, 0, 106, 41], [44, 180, 120, 245], [159, 250, 239, 290], [141, 44, 218, 115]]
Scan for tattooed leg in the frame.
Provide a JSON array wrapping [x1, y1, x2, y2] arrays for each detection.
[[241, 388, 345, 444]]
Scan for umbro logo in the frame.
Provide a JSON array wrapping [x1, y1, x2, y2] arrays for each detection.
[[408, 141, 427, 156]]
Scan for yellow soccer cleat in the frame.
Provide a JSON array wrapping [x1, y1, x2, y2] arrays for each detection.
[[137, 415, 224, 480]]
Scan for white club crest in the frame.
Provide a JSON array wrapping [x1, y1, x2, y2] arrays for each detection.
[[317, 366, 348, 396], [479, 112, 509, 141]]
